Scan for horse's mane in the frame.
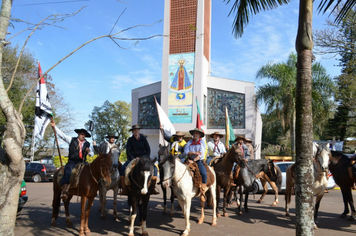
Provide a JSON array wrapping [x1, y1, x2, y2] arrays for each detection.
[[246, 159, 269, 173]]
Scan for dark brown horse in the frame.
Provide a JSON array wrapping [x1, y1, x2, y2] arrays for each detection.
[[51, 153, 112, 236], [330, 150, 356, 220], [213, 144, 245, 217]]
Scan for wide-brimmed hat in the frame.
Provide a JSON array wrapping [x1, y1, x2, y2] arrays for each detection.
[[234, 135, 246, 142], [74, 128, 91, 138], [245, 138, 252, 143], [129, 125, 141, 132], [106, 133, 118, 139], [173, 131, 185, 137], [189, 128, 205, 137], [210, 131, 224, 138]]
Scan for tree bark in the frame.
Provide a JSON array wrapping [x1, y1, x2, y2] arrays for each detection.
[[295, 0, 314, 235], [0, 1, 26, 235]]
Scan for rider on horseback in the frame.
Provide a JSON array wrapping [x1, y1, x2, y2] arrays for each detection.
[[207, 131, 226, 165], [184, 128, 207, 201], [51, 120, 94, 201], [160, 125, 187, 162], [93, 133, 120, 154]]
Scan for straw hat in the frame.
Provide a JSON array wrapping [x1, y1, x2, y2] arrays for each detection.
[[173, 131, 185, 137], [245, 138, 253, 143], [189, 128, 205, 137], [234, 135, 246, 142], [210, 131, 224, 138], [129, 125, 141, 132]]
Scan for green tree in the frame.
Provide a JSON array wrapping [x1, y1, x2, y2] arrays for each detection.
[[256, 53, 335, 157], [88, 100, 131, 149], [225, 0, 355, 234]]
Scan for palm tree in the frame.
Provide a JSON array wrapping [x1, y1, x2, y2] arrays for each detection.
[[255, 53, 335, 159], [225, 0, 355, 234]]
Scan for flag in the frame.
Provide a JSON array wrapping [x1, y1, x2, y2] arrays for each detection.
[[34, 61, 53, 139], [195, 97, 205, 132], [155, 97, 175, 146], [225, 107, 236, 147]]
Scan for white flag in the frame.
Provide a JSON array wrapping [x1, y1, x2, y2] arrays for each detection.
[[34, 61, 53, 139], [155, 98, 175, 146]]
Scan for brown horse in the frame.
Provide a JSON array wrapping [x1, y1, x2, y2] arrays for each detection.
[[51, 153, 112, 236], [213, 144, 245, 217], [255, 159, 282, 206]]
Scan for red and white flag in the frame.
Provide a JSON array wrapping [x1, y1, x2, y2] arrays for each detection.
[[34, 61, 53, 139]]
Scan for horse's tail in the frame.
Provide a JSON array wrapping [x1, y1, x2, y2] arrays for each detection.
[[284, 165, 294, 204], [206, 188, 214, 207], [274, 165, 282, 191]]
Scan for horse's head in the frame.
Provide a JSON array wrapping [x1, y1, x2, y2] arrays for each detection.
[[230, 144, 245, 167], [135, 156, 156, 195], [109, 146, 121, 180], [267, 159, 277, 177], [161, 154, 175, 189], [158, 144, 170, 163], [314, 143, 330, 172], [98, 152, 113, 187]]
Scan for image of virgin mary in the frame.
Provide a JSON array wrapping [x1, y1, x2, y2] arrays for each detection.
[[170, 59, 192, 91]]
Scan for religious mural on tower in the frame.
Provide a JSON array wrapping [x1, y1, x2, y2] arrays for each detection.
[[168, 53, 195, 123]]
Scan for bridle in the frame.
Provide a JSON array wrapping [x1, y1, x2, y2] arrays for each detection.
[[161, 157, 188, 185]]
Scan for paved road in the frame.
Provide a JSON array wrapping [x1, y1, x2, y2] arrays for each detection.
[[15, 182, 356, 236]]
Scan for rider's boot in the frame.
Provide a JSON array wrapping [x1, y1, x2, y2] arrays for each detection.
[[200, 183, 207, 201], [119, 176, 129, 195], [61, 184, 69, 201], [149, 176, 160, 195]]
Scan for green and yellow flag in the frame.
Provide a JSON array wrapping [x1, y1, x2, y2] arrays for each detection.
[[225, 107, 235, 147]]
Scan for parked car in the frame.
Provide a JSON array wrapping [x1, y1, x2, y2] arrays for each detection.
[[24, 162, 57, 182], [18, 179, 28, 213], [252, 161, 336, 194]]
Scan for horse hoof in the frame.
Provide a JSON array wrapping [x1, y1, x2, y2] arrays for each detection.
[[170, 212, 174, 217], [340, 214, 347, 218], [314, 224, 318, 230], [257, 199, 262, 203], [223, 213, 228, 217], [85, 230, 91, 236], [211, 221, 217, 226], [142, 231, 149, 236], [348, 216, 355, 221], [128, 233, 134, 236], [217, 213, 221, 218], [238, 211, 242, 215], [286, 213, 290, 217], [182, 233, 188, 236], [197, 218, 204, 224], [271, 202, 277, 207], [50, 220, 56, 227]]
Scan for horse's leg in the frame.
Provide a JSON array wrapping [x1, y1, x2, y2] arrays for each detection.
[[285, 173, 294, 217], [99, 186, 107, 219], [182, 198, 191, 236], [314, 192, 324, 229], [161, 184, 167, 214], [269, 180, 279, 206], [222, 187, 230, 217], [238, 187, 243, 215], [113, 186, 118, 218], [348, 193, 356, 220], [141, 195, 149, 236], [216, 185, 221, 217], [51, 181, 61, 226], [79, 196, 87, 236], [128, 196, 137, 236], [64, 195, 73, 228], [83, 196, 95, 236], [198, 195, 206, 224], [210, 184, 218, 226], [244, 188, 249, 213], [340, 187, 351, 218], [257, 178, 267, 204], [170, 187, 175, 216]]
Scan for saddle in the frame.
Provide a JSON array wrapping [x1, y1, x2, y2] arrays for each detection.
[[124, 158, 140, 186], [209, 154, 225, 167], [57, 163, 86, 189], [185, 161, 215, 196]]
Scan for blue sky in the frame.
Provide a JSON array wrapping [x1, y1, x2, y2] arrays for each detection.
[[8, 0, 340, 136]]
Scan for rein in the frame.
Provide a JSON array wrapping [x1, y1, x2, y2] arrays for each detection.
[[245, 161, 258, 178], [162, 158, 189, 185]]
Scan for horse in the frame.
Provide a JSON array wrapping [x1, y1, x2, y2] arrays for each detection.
[[213, 144, 245, 217], [255, 159, 282, 206], [126, 155, 157, 236], [98, 145, 122, 219], [232, 158, 278, 215], [161, 154, 217, 236], [329, 150, 356, 220], [284, 142, 330, 228], [158, 144, 176, 216], [51, 152, 112, 236]]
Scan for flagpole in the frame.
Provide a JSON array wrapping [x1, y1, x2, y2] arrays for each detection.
[[51, 117, 64, 175]]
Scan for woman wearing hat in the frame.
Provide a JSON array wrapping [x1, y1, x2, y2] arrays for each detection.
[[207, 131, 226, 165], [51, 120, 94, 201], [183, 128, 207, 199], [160, 125, 187, 162]]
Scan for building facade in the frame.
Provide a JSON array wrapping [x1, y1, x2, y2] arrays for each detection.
[[131, 0, 262, 159]]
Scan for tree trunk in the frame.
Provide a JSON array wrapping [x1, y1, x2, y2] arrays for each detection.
[[295, 0, 314, 235], [290, 109, 296, 161], [0, 1, 26, 235]]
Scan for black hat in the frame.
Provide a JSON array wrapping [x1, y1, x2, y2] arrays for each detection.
[[129, 125, 141, 132], [189, 128, 205, 137], [106, 133, 118, 139], [74, 128, 91, 138]]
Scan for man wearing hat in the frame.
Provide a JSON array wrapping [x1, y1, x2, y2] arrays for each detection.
[[207, 131, 226, 165], [93, 133, 120, 154], [120, 125, 159, 195], [51, 120, 94, 201], [245, 138, 254, 160], [160, 125, 187, 162], [183, 128, 207, 200], [234, 136, 250, 160]]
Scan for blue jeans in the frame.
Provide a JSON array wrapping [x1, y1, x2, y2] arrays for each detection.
[[206, 156, 214, 165], [196, 160, 207, 183], [60, 160, 83, 186]]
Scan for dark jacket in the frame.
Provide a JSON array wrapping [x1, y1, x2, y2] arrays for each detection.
[[126, 134, 151, 161], [68, 138, 90, 162]]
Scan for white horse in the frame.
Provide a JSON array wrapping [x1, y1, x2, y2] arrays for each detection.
[[162, 155, 217, 236], [98, 145, 121, 219], [285, 142, 330, 228]]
